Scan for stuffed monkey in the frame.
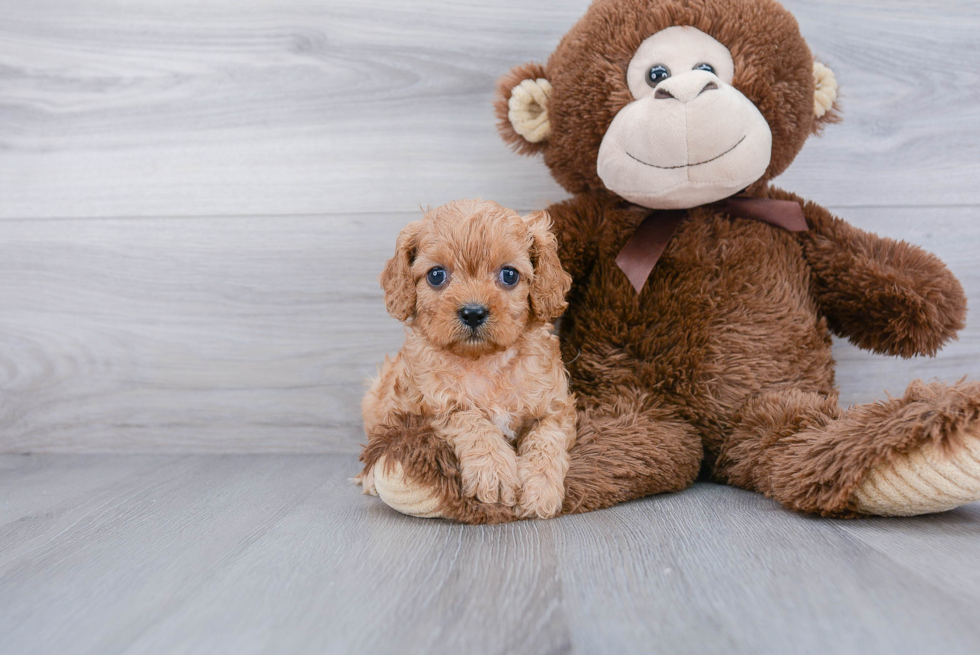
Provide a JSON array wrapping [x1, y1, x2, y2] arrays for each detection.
[[360, 0, 980, 522]]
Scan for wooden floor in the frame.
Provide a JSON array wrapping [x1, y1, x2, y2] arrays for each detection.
[[1, 453, 979, 655], [3, 0, 980, 652]]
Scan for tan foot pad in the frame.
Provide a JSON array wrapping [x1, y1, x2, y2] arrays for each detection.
[[852, 435, 980, 516], [372, 456, 446, 519]]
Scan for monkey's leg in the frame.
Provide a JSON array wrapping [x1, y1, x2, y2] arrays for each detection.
[[561, 390, 703, 514], [362, 388, 703, 520], [359, 414, 519, 524], [715, 381, 980, 516]]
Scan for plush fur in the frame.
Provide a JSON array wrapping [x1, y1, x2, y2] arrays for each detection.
[[496, 0, 833, 196], [362, 0, 977, 523], [358, 200, 576, 519]]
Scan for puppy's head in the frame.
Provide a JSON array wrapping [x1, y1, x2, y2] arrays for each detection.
[[380, 199, 571, 357]]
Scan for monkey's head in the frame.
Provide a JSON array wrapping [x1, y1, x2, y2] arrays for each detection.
[[495, 0, 839, 210]]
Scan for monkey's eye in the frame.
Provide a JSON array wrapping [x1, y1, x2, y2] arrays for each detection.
[[694, 63, 715, 74], [646, 64, 671, 88], [498, 267, 520, 287], [426, 267, 448, 288]]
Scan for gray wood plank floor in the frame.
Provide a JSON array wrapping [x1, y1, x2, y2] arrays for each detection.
[[1, 0, 979, 452], [1, 454, 978, 655]]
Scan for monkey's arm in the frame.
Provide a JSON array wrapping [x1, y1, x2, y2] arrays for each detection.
[[773, 188, 966, 358]]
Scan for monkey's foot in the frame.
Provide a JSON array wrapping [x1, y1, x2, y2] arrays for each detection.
[[372, 456, 446, 519], [851, 431, 980, 516]]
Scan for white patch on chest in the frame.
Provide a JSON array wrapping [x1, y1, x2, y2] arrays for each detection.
[[493, 413, 517, 441]]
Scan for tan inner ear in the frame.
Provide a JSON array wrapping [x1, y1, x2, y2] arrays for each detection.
[[813, 61, 838, 118], [508, 78, 553, 143]]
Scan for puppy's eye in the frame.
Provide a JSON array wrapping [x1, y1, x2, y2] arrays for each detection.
[[694, 63, 715, 74], [426, 267, 448, 288], [498, 267, 519, 287], [646, 64, 670, 88]]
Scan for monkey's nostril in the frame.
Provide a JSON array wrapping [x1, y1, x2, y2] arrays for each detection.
[[656, 79, 718, 103], [458, 304, 489, 328]]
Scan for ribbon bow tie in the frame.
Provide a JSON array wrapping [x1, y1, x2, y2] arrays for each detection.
[[614, 195, 809, 294]]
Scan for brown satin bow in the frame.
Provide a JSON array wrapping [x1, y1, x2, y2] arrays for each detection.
[[614, 195, 809, 293]]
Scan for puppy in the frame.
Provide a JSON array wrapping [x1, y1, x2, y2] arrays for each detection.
[[358, 199, 575, 519]]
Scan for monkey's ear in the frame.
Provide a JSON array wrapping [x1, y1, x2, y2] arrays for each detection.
[[523, 211, 571, 322], [495, 62, 552, 156], [812, 61, 840, 131], [379, 220, 424, 322]]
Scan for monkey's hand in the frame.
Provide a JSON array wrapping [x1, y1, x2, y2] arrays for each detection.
[[780, 188, 966, 358]]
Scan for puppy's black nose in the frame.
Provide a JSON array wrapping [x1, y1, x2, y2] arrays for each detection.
[[458, 304, 488, 328]]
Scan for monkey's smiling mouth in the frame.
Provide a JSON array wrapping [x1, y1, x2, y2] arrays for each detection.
[[627, 135, 746, 170]]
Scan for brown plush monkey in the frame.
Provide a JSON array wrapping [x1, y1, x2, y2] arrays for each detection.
[[360, 0, 980, 522]]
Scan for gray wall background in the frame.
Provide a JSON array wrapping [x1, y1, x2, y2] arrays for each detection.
[[1, 0, 978, 453]]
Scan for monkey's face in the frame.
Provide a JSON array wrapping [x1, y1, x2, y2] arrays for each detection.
[[596, 26, 772, 209], [495, 0, 839, 209]]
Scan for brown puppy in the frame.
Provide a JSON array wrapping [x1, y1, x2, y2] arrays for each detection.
[[358, 200, 575, 519]]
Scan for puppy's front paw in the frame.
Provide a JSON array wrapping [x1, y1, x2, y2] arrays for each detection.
[[517, 465, 565, 519], [460, 453, 519, 507]]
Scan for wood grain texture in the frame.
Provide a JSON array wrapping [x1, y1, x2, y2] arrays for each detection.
[[2, 206, 978, 453], [1, 453, 978, 655], [1, 0, 979, 453], [0, 213, 408, 453], [0, 0, 978, 219]]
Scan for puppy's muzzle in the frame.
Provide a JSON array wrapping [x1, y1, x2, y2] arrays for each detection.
[[458, 303, 489, 329]]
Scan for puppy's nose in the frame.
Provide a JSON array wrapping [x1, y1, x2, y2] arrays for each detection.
[[458, 304, 489, 328]]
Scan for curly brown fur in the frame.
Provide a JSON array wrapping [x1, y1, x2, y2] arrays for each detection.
[[360, 200, 576, 519]]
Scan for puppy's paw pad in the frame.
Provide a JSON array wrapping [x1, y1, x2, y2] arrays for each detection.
[[518, 473, 564, 519]]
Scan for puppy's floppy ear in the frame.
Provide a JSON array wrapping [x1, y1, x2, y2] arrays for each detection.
[[495, 62, 552, 156], [380, 220, 424, 322], [524, 211, 571, 322]]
